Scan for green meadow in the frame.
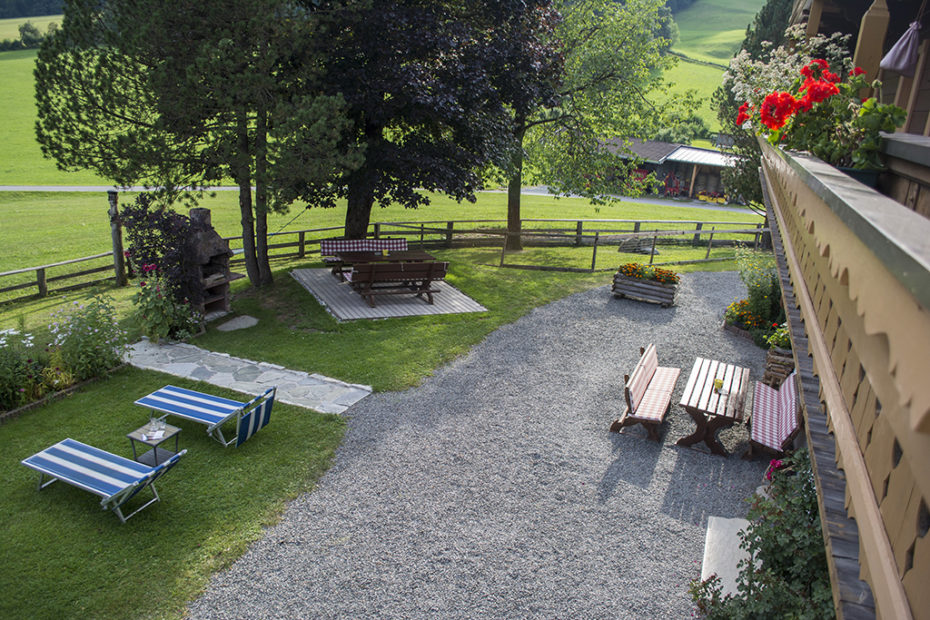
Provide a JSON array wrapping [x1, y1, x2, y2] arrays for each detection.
[[665, 0, 766, 132], [0, 14, 61, 41]]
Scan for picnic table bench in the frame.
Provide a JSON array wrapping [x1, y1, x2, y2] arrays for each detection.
[[743, 371, 800, 459], [320, 238, 408, 279], [345, 260, 449, 307], [609, 344, 681, 441]]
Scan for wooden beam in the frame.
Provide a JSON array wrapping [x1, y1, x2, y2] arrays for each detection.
[[853, 0, 891, 96]]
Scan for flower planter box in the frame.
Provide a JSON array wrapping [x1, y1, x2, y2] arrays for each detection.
[[612, 274, 677, 307], [722, 321, 754, 341]]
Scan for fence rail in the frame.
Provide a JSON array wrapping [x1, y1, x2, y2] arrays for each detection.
[[1, 217, 765, 302]]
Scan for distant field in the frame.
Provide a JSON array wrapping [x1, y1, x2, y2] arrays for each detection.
[[0, 14, 60, 41], [0, 49, 107, 185], [664, 0, 765, 133], [672, 0, 764, 65], [661, 59, 728, 132]]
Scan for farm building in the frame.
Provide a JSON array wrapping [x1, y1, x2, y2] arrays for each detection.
[[603, 138, 735, 201]]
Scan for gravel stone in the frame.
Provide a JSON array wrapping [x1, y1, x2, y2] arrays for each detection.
[[187, 271, 767, 619]]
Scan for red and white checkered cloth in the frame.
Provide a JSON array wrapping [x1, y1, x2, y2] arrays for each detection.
[[750, 372, 798, 450], [632, 366, 681, 421], [320, 238, 408, 257]]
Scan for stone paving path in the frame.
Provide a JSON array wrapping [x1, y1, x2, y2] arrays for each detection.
[[125, 339, 371, 414]]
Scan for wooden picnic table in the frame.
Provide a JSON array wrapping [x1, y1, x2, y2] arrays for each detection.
[[676, 357, 750, 456], [332, 250, 436, 280]]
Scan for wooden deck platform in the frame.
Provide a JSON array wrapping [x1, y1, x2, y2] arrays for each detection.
[[290, 268, 488, 321]]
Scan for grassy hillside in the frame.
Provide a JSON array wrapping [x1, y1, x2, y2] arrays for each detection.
[[0, 14, 60, 41], [665, 0, 766, 133]]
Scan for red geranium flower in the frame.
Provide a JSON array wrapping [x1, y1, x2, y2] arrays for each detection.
[[736, 101, 752, 126], [760, 91, 797, 130], [849, 67, 866, 77], [800, 58, 829, 79]]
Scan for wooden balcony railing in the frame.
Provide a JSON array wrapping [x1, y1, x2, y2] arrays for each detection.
[[759, 138, 930, 620]]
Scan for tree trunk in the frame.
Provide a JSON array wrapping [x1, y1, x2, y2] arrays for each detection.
[[254, 110, 273, 286], [506, 122, 527, 251], [235, 112, 260, 285], [345, 175, 374, 239]]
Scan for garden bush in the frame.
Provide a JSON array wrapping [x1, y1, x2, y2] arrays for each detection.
[[725, 248, 785, 347], [133, 269, 203, 342], [689, 449, 834, 619], [50, 296, 127, 382]]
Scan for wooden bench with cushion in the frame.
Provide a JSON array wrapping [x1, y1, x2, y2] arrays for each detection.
[[319, 238, 408, 278], [344, 260, 448, 307], [743, 371, 800, 459], [609, 344, 681, 441]]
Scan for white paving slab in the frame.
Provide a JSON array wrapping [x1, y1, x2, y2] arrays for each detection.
[[701, 516, 753, 596], [124, 339, 371, 414]]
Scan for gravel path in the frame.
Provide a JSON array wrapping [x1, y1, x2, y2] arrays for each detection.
[[188, 271, 767, 619]]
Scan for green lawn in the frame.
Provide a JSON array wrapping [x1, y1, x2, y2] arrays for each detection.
[[0, 366, 345, 620], [0, 189, 760, 274], [0, 49, 108, 185], [661, 59, 728, 132]]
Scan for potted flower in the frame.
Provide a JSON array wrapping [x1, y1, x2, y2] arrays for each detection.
[[612, 263, 679, 307], [736, 58, 906, 183]]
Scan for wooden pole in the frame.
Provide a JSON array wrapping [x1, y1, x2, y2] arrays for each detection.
[[298, 231, 306, 258], [36, 268, 47, 297], [649, 230, 658, 265], [499, 233, 508, 267], [692, 222, 703, 246], [575, 221, 584, 246], [590, 232, 599, 271], [705, 227, 715, 259], [446, 221, 454, 247], [108, 191, 128, 287]]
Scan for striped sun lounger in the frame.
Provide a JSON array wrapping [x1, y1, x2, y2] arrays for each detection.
[[21, 438, 186, 523], [135, 385, 275, 447]]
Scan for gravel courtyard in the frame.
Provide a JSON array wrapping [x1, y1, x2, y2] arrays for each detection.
[[188, 271, 768, 619]]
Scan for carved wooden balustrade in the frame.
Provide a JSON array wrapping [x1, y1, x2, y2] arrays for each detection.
[[759, 139, 930, 619]]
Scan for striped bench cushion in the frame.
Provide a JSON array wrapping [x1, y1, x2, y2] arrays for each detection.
[[750, 373, 798, 450], [631, 365, 681, 421]]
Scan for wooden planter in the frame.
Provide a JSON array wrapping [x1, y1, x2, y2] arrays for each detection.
[[612, 273, 677, 307]]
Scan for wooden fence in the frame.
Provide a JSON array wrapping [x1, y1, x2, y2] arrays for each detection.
[[1, 217, 765, 302]]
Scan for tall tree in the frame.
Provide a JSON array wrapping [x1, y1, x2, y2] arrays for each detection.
[[296, 0, 558, 239], [35, 0, 359, 286], [503, 0, 673, 249]]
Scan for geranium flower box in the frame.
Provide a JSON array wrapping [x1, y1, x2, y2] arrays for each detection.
[[612, 264, 679, 307]]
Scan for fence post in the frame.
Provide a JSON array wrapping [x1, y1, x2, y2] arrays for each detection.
[[705, 227, 716, 259], [298, 231, 306, 258], [692, 221, 703, 246], [499, 232, 508, 267], [649, 230, 658, 264], [107, 191, 128, 287], [590, 232, 599, 271], [575, 221, 584, 246], [37, 268, 47, 297], [754, 222, 762, 249], [420, 223, 425, 246], [373, 223, 381, 239], [446, 221, 454, 247]]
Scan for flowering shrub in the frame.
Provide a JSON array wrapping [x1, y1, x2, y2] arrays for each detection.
[[766, 322, 791, 350], [133, 272, 203, 342], [724, 299, 765, 331], [689, 449, 833, 619], [737, 57, 905, 169], [50, 296, 127, 382], [0, 329, 37, 410], [617, 263, 680, 284]]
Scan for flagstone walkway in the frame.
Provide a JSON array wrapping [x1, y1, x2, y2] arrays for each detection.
[[124, 339, 371, 414]]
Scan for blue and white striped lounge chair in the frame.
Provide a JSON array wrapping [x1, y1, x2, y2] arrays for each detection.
[[21, 438, 186, 523], [135, 385, 275, 447]]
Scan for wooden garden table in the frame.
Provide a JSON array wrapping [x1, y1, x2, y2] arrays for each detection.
[[676, 357, 750, 456]]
